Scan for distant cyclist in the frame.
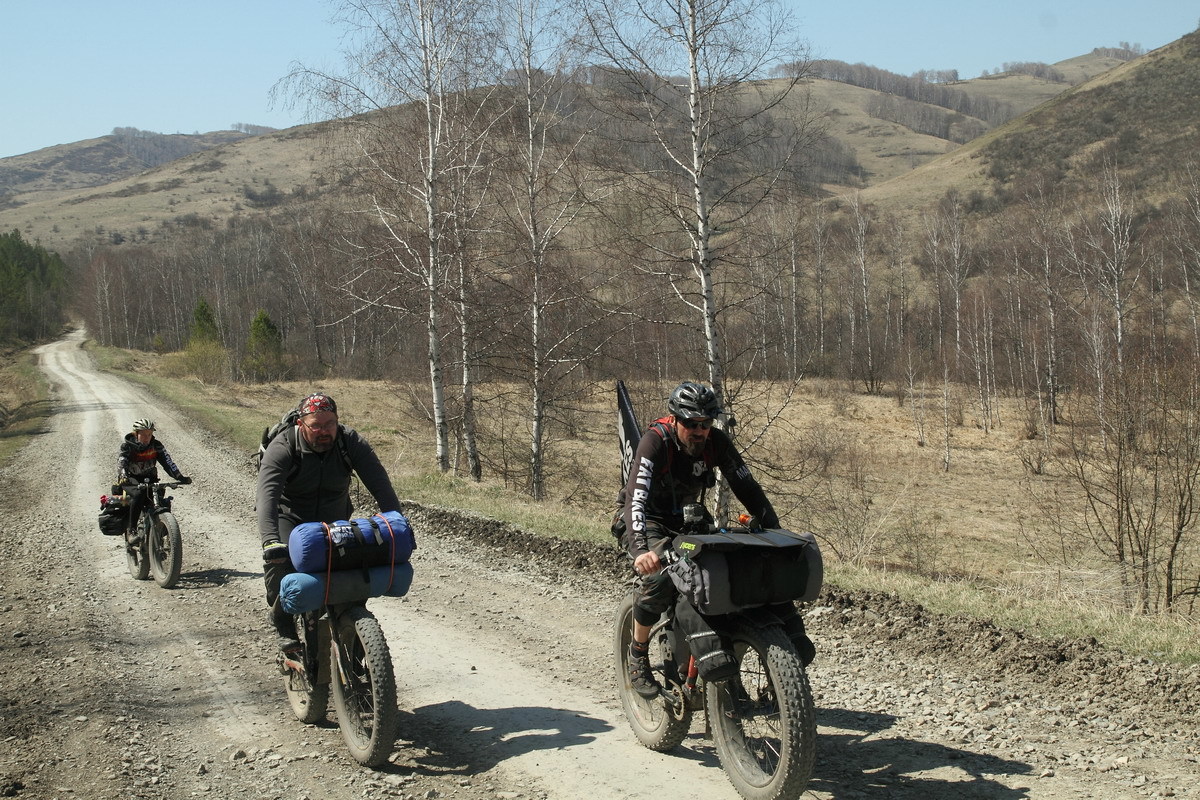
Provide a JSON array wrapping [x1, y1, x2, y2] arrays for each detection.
[[114, 418, 192, 539], [614, 381, 814, 697]]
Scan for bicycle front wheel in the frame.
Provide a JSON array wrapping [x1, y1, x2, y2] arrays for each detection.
[[705, 624, 816, 800], [284, 613, 329, 724], [330, 606, 399, 767], [614, 591, 692, 751], [148, 512, 183, 588]]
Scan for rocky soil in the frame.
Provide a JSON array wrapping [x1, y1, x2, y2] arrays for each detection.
[[0, 332, 1197, 800]]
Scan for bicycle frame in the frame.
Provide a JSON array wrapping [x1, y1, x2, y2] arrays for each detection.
[[280, 609, 332, 684]]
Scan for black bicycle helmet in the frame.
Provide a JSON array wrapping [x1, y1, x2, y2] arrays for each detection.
[[667, 381, 721, 420], [132, 418, 156, 432]]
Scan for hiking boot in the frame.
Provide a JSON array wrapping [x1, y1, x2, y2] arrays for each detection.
[[268, 607, 301, 651], [628, 651, 661, 698]]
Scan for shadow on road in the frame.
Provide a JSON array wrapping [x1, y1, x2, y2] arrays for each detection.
[[810, 707, 1033, 799], [171, 567, 261, 589], [389, 699, 611, 776]]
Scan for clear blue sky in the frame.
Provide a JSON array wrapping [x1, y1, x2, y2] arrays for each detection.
[[2, 1, 1196, 159]]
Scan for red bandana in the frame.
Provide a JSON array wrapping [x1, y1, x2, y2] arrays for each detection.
[[298, 393, 337, 416]]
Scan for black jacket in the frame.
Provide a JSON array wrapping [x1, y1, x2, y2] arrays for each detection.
[[256, 423, 400, 547], [118, 434, 184, 484], [616, 420, 777, 557]]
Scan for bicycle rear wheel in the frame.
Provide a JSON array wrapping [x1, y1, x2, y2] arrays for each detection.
[[330, 606, 399, 767], [148, 512, 183, 588]]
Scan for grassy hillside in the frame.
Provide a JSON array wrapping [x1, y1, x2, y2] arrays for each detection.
[[0, 129, 254, 196], [0, 123, 336, 249], [856, 35, 1197, 221], [0, 45, 1129, 253], [803, 78, 957, 187]]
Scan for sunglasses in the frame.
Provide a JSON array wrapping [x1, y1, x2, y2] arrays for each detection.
[[679, 417, 714, 430]]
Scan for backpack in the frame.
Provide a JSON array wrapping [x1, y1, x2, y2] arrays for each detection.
[[255, 406, 353, 477]]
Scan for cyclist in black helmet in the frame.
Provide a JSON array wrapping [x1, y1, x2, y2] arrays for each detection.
[[614, 381, 814, 697]]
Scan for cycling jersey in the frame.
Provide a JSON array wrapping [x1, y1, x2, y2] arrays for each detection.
[[117, 433, 185, 484], [616, 420, 777, 558]]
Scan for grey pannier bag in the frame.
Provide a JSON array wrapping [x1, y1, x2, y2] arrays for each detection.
[[666, 528, 823, 616]]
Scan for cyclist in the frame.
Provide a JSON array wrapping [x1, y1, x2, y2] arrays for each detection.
[[256, 392, 402, 649], [614, 381, 814, 697], [115, 418, 192, 539]]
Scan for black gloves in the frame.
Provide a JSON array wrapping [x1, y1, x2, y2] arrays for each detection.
[[263, 542, 290, 564]]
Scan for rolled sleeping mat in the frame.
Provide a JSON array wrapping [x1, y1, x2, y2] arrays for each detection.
[[279, 562, 414, 614], [288, 510, 415, 573]]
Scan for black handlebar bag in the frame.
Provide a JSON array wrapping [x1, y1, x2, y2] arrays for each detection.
[[667, 528, 823, 616]]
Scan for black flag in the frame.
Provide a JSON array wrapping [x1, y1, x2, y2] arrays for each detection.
[[616, 380, 641, 485]]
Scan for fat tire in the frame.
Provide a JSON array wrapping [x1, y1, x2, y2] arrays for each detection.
[[285, 615, 329, 724], [148, 512, 183, 589], [614, 591, 692, 751], [706, 624, 816, 800], [125, 517, 150, 581], [330, 606, 399, 767]]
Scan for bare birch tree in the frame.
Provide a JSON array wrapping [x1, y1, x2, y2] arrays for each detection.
[[489, 0, 618, 499], [280, 0, 502, 473], [579, 0, 811, 409]]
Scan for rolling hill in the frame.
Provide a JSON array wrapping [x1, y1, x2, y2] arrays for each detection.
[[857, 31, 1200, 222], [0, 46, 1155, 253]]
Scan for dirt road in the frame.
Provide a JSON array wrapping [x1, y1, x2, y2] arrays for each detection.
[[0, 331, 1197, 800]]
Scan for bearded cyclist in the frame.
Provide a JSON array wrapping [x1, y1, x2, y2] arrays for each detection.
[[256, 392, 402, 650], [614, 381, 814, 697]]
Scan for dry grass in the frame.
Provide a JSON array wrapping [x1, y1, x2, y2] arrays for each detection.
[[75, 340, 1200, 663], [0, 349, 49, 464]]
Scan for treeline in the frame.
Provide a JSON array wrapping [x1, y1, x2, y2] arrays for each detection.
[[0, 230, 68, 343], [801, 59, 1015, 125], [1092, 43, 1146, 60], [109, 127, 232, 168], [864, 94, 987, 143], [999, 62, 1066, 82], [231, 123, 277, 136]]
